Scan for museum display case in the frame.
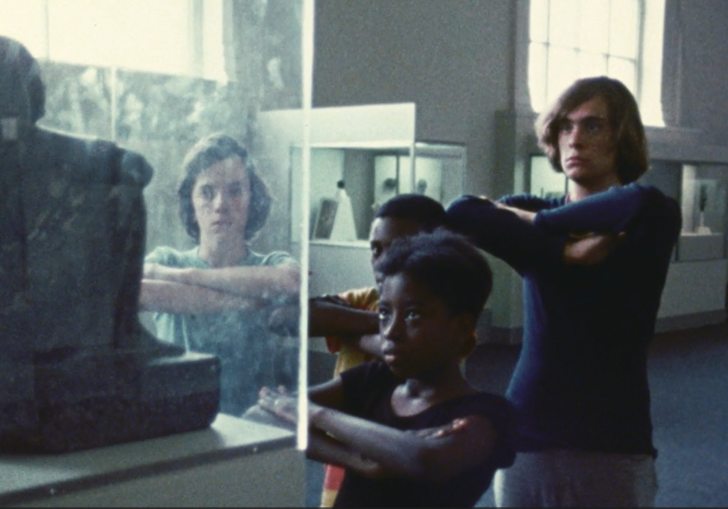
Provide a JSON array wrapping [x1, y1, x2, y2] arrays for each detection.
[[0, 0, 311, 505], [259, 104, 466, 298]]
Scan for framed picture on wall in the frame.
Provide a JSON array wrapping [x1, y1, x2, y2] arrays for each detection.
[[313, 198, 338, 239]]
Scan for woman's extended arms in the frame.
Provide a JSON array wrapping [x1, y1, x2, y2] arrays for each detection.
[[259, 387, 498, 483], [139, 280, 267, 314], [143, 263, 300, 299]]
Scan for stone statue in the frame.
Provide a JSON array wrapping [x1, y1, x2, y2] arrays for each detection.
[[0, 36, 220, 453]]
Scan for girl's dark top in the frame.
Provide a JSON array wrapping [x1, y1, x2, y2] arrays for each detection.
[[446, 183, 681, 458], [333, 362, 515, 508]]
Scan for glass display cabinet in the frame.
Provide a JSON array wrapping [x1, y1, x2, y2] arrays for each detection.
[[261, 104, 466, 298], [302, 141, 466, 243], [676, 163, 728, 261], [0, 0, 310, 505]]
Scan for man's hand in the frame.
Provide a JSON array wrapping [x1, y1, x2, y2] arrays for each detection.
[[564, 232, 626, 265], [495, 202, 537, 223]]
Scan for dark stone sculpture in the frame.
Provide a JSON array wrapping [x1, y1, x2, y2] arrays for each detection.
[[0, 37, 220, 453]]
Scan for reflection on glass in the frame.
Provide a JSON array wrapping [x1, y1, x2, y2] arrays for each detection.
[[140, 135, 301, 416], [3, 0, 306, 429], [681, 164, 727, 237]]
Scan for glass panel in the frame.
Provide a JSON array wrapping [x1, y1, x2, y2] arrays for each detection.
[[608, 56, 637, 94], [304, 146, 410, 242], [577, 50, 607, 79], [47, 0, 192, 75], [300, 141, 465, 243], [413, 142, 466, 207], [0, 0, 47, 57], [547, 46, 579, 105], [530, 155, 567, 199], [0, 0, 308, 452], [679, 164, 727, 261], [681, 165, 728, 236], [609, 0, 640, 58], [641, 160, 681, 262], [530, 0, 550, 43], [642, 160, 681, 201], [578, 0, 610, 53], [528, 42, 548, 112], [640, 0, 666, 126], [549, 0, 580, 48]]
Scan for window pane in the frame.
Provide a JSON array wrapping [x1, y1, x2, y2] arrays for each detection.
[[530, 0, 550, 42], [0, 0, 46, 57], [47, 0, 191, 75], [609, 0, 640, 57], [549, 0, 579, 48], [641, 0, 666, 126], [529, 0, 665, 125], [577, 50, 607, 79], [547, 46, 579, 105], [608, 56, 637, 93], [529, 42, 548, 112], [579, 0, 610, 52]]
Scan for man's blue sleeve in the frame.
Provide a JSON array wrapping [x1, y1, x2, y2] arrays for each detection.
[[533, 183, 651, 235], [446, 195, 566, 274]]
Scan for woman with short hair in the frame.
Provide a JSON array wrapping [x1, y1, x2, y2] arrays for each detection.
[[140, 133, 300, 415]]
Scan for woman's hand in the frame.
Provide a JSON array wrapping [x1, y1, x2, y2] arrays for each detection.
[[143, 262, 186, 282], [258, 386, 299, 424]]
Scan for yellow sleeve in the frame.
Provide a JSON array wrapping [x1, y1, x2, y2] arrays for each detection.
[[324, 287, 380, 376]]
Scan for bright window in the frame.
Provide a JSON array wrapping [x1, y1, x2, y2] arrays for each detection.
[[528, 0, 665, 126], [0, 0, 227, 81]]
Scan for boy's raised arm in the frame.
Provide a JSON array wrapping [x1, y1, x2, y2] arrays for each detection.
[[308, 298, 380, 337]]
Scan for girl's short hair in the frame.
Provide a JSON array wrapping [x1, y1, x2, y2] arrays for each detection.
[[375, 193, 449, 232], [375, 228, 493, 320], [177, 133, 272, 243], [535, 76, 649, 184]]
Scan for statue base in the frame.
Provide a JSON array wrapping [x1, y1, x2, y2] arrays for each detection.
[[0, 350, 220, 454]]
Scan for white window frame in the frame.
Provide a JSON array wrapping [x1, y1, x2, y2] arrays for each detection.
[[0, 0, 228, 82], [514, 0, 665, 126]]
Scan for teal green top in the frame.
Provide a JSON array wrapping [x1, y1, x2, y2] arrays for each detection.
[[145, 246, 298, 415]]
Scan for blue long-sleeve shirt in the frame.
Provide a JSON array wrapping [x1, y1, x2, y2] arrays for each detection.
[[447, 183, 681, 456]]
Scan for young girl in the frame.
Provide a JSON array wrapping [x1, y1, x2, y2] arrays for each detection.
[[258, 229, 515, 507]]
